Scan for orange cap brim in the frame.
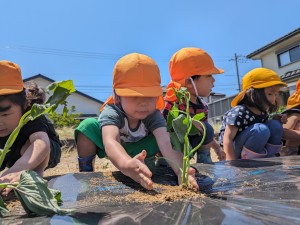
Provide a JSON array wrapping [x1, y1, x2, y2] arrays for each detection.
[[201, 67, 224, 75], [0, 87, 24, 95], [115, 86, 163, 97], [100, 95, 165, 111]]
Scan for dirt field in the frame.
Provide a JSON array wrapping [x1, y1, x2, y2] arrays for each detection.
[[44, 144, 219, 178]]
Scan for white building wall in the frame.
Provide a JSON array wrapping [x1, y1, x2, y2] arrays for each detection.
[[262, 52, 300, 76], [25, 77, 101, 115]]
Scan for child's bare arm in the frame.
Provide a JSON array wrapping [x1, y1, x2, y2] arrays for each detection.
[[0, 131, 50, 195], [2, 131, 50, 176], [102, 125, 153, 190], [283, 113, 300, 141], [211, 138, 226, 161], [153, 127, 199, 190], [223, 125, 238, 160]]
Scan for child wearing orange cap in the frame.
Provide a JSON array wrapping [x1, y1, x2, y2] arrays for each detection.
[[218, 68, 287, 160], [0, 60, 61, 196], [281, 79, 300, 156], [163, 47, 225, 164], [75, 53, 198, 190]]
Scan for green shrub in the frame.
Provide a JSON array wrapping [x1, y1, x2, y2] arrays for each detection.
[[48, 106, 81, 128]]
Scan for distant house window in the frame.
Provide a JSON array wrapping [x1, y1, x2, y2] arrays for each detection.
[[278, 45, 300, 67]]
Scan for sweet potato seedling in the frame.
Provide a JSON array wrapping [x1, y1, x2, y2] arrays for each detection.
[[166, 87, 206, 189]]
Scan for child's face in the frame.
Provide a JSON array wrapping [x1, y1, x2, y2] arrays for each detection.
[[0, 99, 23, 137], [264, 85, 281, 105], [187, 75, 215, 98], [120, 96, 157, 121]]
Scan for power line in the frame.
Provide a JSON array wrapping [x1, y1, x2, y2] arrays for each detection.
[[2, 45, 123, 60], [229, 54, 250, 92]]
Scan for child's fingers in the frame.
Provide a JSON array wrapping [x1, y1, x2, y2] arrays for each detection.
[[189, 176, 199, 190], [134, 150, 147, 162], [1, 187, 12, 197], [137, 161, 152, 178], [139, 173, 153, 190], [189, 167, 196, 175]]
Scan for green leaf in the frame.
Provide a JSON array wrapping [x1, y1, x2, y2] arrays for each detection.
[[63, 106, 69, 117], [30, 103, 53, 118], [172, 114, 189, 144], [193, 112, 205, 121], [171, 103, 179, 117], [189, 113, 206, 135], [0, 196, 9, 217], [47, 80, 76, 93], [169, 131, 183, 152], [14, 171, 73, 216], [189, 124, 199, 136], [166, 111, 175, 131], [46, 80, 75, 108]]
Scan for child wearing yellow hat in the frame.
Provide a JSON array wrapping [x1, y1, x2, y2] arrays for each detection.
[[0, 60, 61, 195], [218, 68, 287, 160], [163, 47, 225, 164], [281, 79, 300, 156], [75, 53, 198, 190]]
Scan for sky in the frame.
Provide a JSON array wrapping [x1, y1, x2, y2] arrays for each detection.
[[1, 0, 300, 102]]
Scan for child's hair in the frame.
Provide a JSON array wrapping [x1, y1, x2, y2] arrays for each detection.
[[24, 81, 46, 111], [0, 91, 26, 112], [190, 75, 201, 81], [239, 88, 278, 113], [0, 81, 45, 113]]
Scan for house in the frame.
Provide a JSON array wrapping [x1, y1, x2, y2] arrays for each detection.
[[208, 28, 300, 124], [247, 27, 300, 98], [23, 74, 103, 119]]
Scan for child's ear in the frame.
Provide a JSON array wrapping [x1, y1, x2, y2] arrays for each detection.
[[185, 78, 193, 89], [113, 92, 120, 104]]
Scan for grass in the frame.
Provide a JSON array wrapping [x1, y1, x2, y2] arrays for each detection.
[[56, 127, 75, 140]]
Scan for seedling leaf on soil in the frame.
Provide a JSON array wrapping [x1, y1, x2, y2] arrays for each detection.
[[0, 80, 75, 217]]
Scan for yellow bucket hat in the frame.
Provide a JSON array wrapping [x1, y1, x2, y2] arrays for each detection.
[[286, 79, 300, 109], [231, 68, 287, 107]]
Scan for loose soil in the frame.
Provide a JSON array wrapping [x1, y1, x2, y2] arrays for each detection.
[[43, 146, 219, 177], [4, 146, 219, 212]]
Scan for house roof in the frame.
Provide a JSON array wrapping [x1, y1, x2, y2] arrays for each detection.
[[247, 27, 300, 58], [280, 68, 300, 81], [23, 74, 104, 104]]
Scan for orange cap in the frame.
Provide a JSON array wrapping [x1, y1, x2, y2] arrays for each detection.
[[101, 53, 165, 111], [0, 60, 24, 95], [231, 68, 287, 107], [166, 47, 224, 102], [169, 47, 224, 82], [286, 79, 300, 109]]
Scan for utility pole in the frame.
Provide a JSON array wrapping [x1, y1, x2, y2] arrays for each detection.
[[234, 53, 241, 92]]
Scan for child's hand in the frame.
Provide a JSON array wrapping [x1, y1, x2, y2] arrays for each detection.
[[217, 150, 226, 161], [123, 150, 153, 190], [271, 113, 287, 124], [178, 168, 199, 190], [279, 113, 287, 124], [0, 171, 22, 196]]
